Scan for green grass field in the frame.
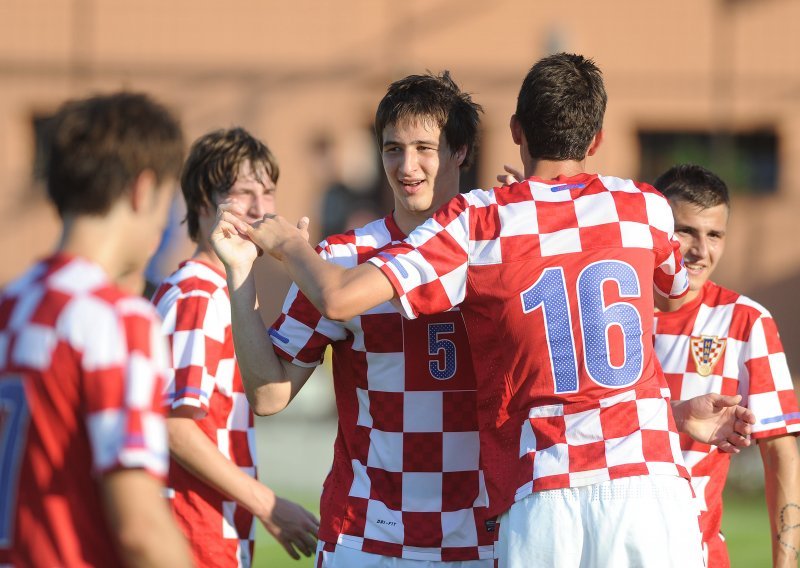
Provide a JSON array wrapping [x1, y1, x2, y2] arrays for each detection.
[[251, 489, 774, 567]]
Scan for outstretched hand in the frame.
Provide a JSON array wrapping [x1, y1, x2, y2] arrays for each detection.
[[210, 200, 261, 270], [674, 393, 756, 453], [210, 201, 311, 267], [247, 214, 311, 261]]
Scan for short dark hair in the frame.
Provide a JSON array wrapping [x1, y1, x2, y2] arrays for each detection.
[[374, 71, 483, 168], [47, 92, 184, 218], [653, 164, 730, 209], [181, 127, 280, 242], [515, 53, 607, 161]]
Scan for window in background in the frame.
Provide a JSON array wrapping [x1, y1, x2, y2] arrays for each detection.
[[638, 129, 779, 194]]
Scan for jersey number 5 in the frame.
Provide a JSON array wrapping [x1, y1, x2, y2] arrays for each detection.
[[0, 377, 29, 546], [520, 260, 644, 394], [428, 323, 456, 380]]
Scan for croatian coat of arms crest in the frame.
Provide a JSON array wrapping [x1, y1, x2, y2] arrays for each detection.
[[690, 335, 727, 377]]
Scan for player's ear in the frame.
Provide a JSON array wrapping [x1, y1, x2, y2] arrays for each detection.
[[510, 115, 523, 146], [130, 169, 158, 213], [454, 145, 468, 167], [586, 129, 604, 157]]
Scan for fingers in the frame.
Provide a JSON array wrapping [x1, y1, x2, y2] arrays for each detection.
[[504, 164, 524, 179], [717, 440, 738, 454], [712, 393, 742, 408], [734, 405, 756, 425], [278, 538, 301, 560], [296, 216, 310, 231], [216, 210, 250, 236]]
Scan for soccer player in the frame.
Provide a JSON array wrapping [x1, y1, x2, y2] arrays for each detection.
[[151, 127, 319, 567], [213, 73, 497, 567], [653, 164, 800, 567], [216, 56, 756, 567], [0, 92, 191, 567]]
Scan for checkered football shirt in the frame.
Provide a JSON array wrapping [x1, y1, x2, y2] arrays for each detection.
[[270, 215, 495, 562], [152, 260, 256, 568], [0, 254, 169, 568], [654, 280, 800, 562], [367, 174, 691, 517]]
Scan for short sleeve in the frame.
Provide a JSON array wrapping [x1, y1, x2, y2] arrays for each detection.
[[367, 194, 471, 319], [739, 310, 800, 438], [155, 285, 222, 417], [270, 283, 346, 367], [82, 297, 169, 479]]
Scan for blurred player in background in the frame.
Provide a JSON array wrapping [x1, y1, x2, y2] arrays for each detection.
[[219, 53, 768, 567], [653, 164, 800, 567], [213, 73, 496, 567], [151, 127, 319, 567], [0, 92, 191, 567]]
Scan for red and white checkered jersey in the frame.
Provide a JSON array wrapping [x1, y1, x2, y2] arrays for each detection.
[[152, 259, 256, 568], [271, 215, 495, 562], [654, 279, 800, 565], [367, 174, 691, 517], [0, 254, 169, 567]]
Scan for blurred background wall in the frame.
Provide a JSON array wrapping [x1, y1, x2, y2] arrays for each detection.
[[1, 2, 798, 558]]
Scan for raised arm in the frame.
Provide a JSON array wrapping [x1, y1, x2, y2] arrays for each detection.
[[211, 203, 316, 415], [220, 210, 395, 321]]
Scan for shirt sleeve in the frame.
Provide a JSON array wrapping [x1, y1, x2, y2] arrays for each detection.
[[737, 307, 800, 439], [155, 285, 222, 417], [367, 194, 472, 319], [270, 283, 346, 367], [82, 296, 170, 479], [646, 191, 689, 299]]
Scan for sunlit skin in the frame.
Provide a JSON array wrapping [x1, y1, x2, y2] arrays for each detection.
[[221, 160, 277, 223], [669, 199, 729, 303], [381, 119, 466, 234]]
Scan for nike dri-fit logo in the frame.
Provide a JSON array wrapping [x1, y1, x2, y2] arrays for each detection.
[[551, 183, 585, 192]]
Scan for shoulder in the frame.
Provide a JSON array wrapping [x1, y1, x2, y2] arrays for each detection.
[[152, 261, 227, 310]]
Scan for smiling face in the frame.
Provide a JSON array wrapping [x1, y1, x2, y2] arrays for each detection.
[[669, 198, 729, 301], [381, 118, 466, 233]]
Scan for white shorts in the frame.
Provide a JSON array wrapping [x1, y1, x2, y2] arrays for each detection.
[[315, 541, 495, 568], [496, 475, 704, 568]]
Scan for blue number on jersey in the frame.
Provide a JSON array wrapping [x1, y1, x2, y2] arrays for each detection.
[[0, 377, 30, 546], [520, 260, 644, 394], [428, 322, 457, 380]]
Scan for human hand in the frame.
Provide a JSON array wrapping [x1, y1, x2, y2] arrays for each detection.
[[496, 164, 524, 185], [673, 393, 755, 453], [248, 214, 310, 261], [257, 494, 319, 560], [210, 200, 261, 270]]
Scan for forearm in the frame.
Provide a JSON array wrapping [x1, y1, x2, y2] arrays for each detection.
[[167, 416, 275, 518], [761, 436, 800, 567], [226, 263, 297, 415], [278, 237, 394, 321]]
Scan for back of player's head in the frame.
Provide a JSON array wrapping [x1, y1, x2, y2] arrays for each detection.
[[47, 92, 184, 218], [515, 53, 607, 161], [653, 164, 730, 209], [374, 71, 483, 168], [181, 127, 280, 242]]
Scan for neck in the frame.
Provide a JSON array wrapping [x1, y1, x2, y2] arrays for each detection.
[[191, 241, 225, 271], [57, 211, 135, 282], [392, 208, 431, 236], [523, 157, 588, 180]]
